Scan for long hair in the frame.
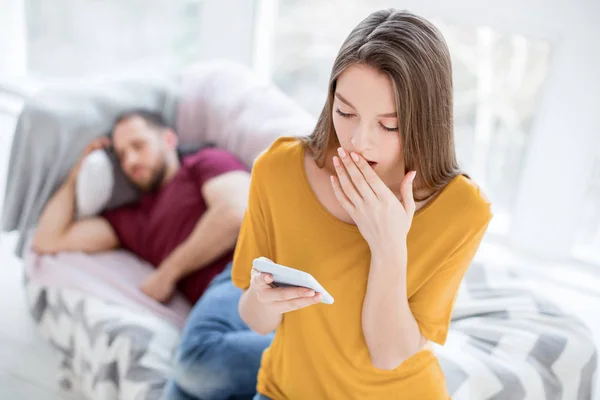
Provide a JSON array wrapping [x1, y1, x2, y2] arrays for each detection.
[[301, 9, 462, 200]]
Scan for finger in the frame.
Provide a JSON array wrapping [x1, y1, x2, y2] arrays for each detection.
[[96, 138, 110, 149], [273, 293, 322, 313], [257, 286, 316, 303], [350, 152, 390, 199], [340, 150, 377, 202], [333, 154, 361, 205], [84, 145, 102, 156], [330, 175, 354, 213], [251, 270, 273, 289], [90, 137, 110, 150], [401, 171, 417, 218]]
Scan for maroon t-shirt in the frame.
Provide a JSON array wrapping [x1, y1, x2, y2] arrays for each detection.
[[102, 148, 248, 304]]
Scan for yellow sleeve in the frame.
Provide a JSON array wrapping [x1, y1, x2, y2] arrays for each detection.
[[408, 214, 491, 345], [231, 158, 273, 290]]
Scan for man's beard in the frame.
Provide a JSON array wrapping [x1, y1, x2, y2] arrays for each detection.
[[131, 162, 168, 193]]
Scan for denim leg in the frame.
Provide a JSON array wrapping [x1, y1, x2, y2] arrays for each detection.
[[163, 264, 274, 400], [252, 394, 273, 400]]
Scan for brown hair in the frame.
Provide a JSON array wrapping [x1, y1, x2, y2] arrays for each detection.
[[301, 9, 462, 200]]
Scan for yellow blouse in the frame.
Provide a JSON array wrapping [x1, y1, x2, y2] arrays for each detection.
[[232, 137, 492, 399]]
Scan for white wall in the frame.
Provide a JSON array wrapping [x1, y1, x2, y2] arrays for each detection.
[[196, 0, 256, 67], [0, 0, 27, 78]]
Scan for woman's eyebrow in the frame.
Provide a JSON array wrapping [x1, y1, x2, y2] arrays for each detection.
[[334, 92, 397, 118], [335, 92, 355, 109]]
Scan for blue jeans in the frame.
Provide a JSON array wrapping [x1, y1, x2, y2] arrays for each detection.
[[253, 395, 272, 400], [163, 263, 274, 400]]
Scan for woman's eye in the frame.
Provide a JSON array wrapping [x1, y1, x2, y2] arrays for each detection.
[[380, 123, 399, 132], [335, 108, 355, 118]]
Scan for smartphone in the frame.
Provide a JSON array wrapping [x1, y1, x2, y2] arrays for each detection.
[[252, 257, 334, 305]]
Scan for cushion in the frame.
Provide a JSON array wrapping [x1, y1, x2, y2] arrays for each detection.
[[76, 148, 140, 218], [175, 60, 316, 167]]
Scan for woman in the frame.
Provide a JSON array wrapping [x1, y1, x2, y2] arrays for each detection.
[[232, 9, 492, 400]]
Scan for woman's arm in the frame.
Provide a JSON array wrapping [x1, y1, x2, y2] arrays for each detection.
[[361, 248, 427, 370], [330, 149, 491, 371], [329, 149, 424, 370], [233, 144, 322, 335]]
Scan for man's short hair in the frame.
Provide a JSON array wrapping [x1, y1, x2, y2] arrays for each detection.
[[113, 109, 171, 132]]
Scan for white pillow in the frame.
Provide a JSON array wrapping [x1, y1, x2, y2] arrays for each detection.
[[76, 150, 114, 218]]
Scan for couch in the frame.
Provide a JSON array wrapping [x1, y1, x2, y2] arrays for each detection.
[[2, 60, 597, 400]]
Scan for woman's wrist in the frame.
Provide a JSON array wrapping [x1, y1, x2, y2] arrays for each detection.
[[370, 240, 408, 270], [240, 288, 282, 335]]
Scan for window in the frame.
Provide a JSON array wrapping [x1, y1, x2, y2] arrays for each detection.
[[572, 150, 600, 264], [25, 0, 204, 78], [265, 0, 552, 235]]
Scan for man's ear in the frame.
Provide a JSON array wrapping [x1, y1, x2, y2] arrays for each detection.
[[163, 128, 178, 149]]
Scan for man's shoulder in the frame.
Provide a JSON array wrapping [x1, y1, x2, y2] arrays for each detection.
[[182, 147, 249, 172], [180, 146, 249, 186], [182, 147, 246, 169]]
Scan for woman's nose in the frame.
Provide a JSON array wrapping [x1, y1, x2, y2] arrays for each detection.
[[351, 125, 373, 152]]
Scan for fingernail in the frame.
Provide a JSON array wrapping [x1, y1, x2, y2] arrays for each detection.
[[337, 147, 347, 158], [314, 294, 322, 301], [330, 175, 335, 184], [411, 171, 417, 181], [264, 275, 272, 283], [351, 152, 359, 162], [333, 157, 341, 167], [305, 290, 315, 297]]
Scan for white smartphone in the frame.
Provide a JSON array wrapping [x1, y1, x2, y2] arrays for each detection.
[[252, 257, 335, 305]]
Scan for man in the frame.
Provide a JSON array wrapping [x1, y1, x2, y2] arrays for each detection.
[[33, 110, 273, 400]]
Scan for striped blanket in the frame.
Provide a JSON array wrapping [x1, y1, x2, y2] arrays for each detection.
[[435, 261, 597, 399], [24, 257, 597, 399]]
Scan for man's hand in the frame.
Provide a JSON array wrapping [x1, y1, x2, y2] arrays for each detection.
[[68, 136, 111, 182], [32, 135, 119, 255], [140, 269, 177, 303]]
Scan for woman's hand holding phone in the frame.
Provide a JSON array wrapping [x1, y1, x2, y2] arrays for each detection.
[[249, 268, 322, 314]]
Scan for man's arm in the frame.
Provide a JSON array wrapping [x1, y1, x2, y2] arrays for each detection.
[[32, 138, 119, 254], [164, 170, 250, 275], [141, 170, 251, 301]]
